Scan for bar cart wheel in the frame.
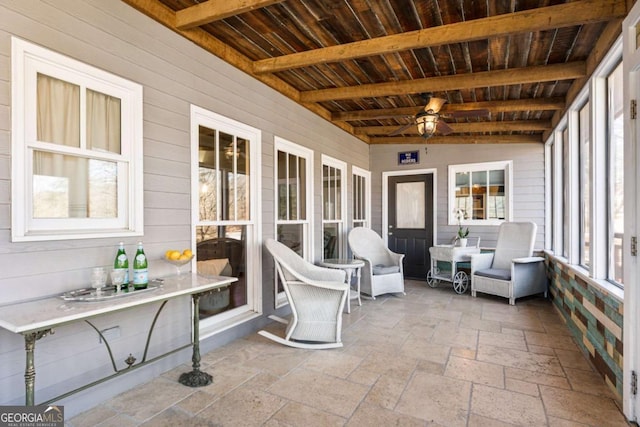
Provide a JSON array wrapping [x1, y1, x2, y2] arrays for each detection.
[[426, 269, 440, 288], [452, 271, 469, 294]]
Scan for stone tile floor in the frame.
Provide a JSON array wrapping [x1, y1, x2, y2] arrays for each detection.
[[68, 280, 630, 426]]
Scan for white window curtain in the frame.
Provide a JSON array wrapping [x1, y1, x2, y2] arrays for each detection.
[[34, 74, 120, 219]]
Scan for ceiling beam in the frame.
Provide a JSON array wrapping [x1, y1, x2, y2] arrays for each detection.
[[332, 98, 565, 121], [369, 135, 543, 144], [176, 0, 286, 29], [253, 0, 626, 74], [354, 120, 552, 136], [301, 62, 586, 103], [120, 0, 367, 142], [545, 18, 624, 141]]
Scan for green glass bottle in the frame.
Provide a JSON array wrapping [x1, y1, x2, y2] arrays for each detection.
[[114, 242, 129, 291], [132, 241, 148, 290]]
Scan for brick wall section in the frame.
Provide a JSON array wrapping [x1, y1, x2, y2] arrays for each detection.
[[546, 254, 624, 399]]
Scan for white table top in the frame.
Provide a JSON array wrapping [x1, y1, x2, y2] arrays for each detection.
[[0, 274, 237, 334], [320, 258, 365, 269], [430, 245, 481, 262]]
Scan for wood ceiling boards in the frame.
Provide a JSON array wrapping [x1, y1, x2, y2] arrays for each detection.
[[121, 0, 630, 145]]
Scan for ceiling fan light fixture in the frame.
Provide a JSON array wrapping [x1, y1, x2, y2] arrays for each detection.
[[415, 111, 439, 139]]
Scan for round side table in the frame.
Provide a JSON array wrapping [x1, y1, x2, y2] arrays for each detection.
[[320, 258, 365, 313]]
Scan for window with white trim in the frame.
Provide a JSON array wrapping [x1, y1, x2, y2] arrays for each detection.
[[607, 62, 624, 285], [448, 161, 512, 225], [274, 138, 313, 308], [352, 166, 371, 229], [322, 155, 346, 259], [562, 127, 571, 259], [579, 101, 591, 268], [546, 42, 624, 289], [11, 37, 143, 241], [191, 105, 260, 327]]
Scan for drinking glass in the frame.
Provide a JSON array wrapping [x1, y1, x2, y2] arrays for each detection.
[[91, 267, 108, 294], [110, 269, 126, 293]]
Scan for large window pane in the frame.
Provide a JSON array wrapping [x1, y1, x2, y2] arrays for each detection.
[[196, 225, 246, 320], [87, 88, 121, 154], [277, 151, 307, 222], [450, 161, 509, 224], [198, 126, 218, 221], [236, 137, 250, 221], [579, 102, 591, 268], [277, 224, 303, 256], [352, 171, 368, 228], [277, 151, 287, 220], [322, 156, 346, 260], [549, 142, 554, 251], [323, 223, 338, 259], [608, 63, 624, 285], [37, 73, 80, 147], [220, 132, 234, 221], [563, 128, 570, 258], [33, 152, 117, 219], [193, 108, 257, 324], [275, 141, 312, 304]]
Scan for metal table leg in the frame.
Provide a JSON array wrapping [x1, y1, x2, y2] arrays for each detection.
[[178, 293, 212, 387], [23, 329, 53, 406]]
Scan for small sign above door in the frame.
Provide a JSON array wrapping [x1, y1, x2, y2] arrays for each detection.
[[398, 151, 419, 165]]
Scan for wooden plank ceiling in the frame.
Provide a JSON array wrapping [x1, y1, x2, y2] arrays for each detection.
[[122, 0, 630, 144]]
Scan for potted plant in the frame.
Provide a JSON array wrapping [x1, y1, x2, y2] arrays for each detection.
[[453, 208, 470, 247], [457, 225, 469, 247]]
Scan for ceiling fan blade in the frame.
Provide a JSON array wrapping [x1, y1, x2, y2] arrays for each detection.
[[388, 122, 415, 136], [445, 108, 490, 118], [436, 120, 454, 135], [424, 97, 447, 113]]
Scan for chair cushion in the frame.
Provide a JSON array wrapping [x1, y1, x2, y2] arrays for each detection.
[[197, 258, 232, 276], [475, 268, 511, 281], [373, 264, 400, 275]]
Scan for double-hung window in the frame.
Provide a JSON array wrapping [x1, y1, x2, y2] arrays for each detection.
[[11, 37, 143, 241], [274, 138, 313, 307], [448, 161, 512, 225], [191, 105, 260, 325], [352, 166, 370, 229]]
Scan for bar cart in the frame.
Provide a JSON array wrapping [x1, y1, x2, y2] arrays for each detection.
[[427, 239, 480, 294]]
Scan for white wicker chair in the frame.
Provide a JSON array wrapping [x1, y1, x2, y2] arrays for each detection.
[[348, 228, 405, 299], [259, 239, 349, 349], [471, 221, 548, 305]]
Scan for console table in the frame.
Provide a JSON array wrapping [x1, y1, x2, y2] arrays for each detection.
[[0, 273, 237, 405]]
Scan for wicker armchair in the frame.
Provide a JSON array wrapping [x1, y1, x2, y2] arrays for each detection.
[[259, 239, 349, 349], [348, 227, 405, 299], [471, 222, 548, 305]]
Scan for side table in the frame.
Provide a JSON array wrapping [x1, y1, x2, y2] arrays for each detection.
[[320, 258, 365, 313]]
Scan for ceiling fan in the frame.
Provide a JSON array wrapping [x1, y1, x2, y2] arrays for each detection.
[[389, 93, 490, 139]]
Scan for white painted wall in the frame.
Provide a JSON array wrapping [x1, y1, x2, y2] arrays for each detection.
[[0, 0, 368, 416], [370, 143, 545, 249]]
